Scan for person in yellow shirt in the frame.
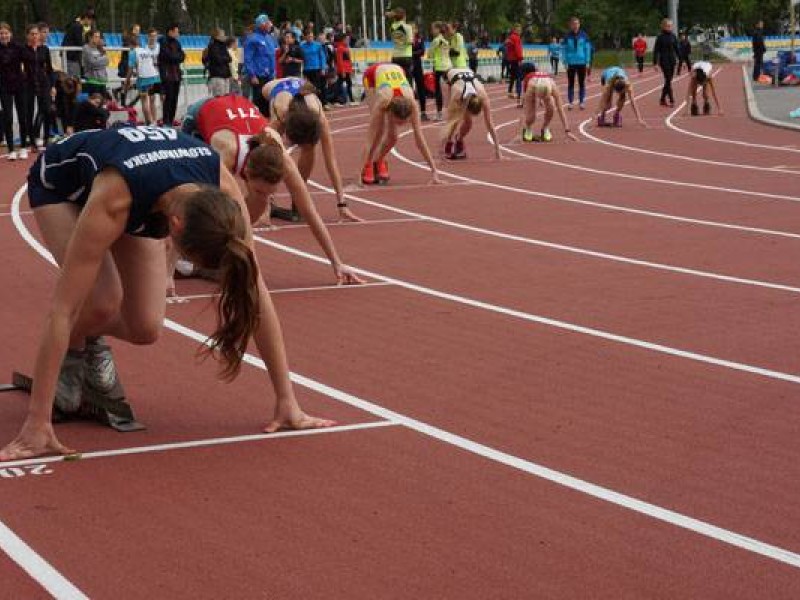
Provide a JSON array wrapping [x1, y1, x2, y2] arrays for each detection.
[[428, 21, 451, 121], [359, 63, 440, 185], [446, 23, 467, 69], [387, 7, 413, 84]]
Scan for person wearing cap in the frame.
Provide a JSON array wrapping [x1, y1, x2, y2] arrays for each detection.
[[387, 7, 413, 84], [245, 14, 278, 116]]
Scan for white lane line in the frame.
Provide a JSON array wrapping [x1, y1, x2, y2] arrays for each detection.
[[255, 217, 424, 231], [307, 176, 800, 294], [166, 281, 395, 303], [665, 101, 800, 153], [0, 520, 89, 599], [10, 185, 800, 570], [253, 232, 800, 386], [0, 422, 399, 469]]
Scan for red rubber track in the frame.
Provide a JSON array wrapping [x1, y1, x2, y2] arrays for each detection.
[[1, 67, 799, 598]]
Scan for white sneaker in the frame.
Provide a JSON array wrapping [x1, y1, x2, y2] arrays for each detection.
[[349, 101, 359, 106], [7, 151, 18, 161], [18, 148, 28, 159], [567, 103, 574, 110], [579, 102, 586, 110], [35, 138, 44, 148]]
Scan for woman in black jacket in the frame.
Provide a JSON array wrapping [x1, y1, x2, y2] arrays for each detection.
[[204, 28, 232, 96], [22, 24, 54, 152], [652, 18, 680, 106], [158, 24, 185, 126], [0, 22, 28, 160]]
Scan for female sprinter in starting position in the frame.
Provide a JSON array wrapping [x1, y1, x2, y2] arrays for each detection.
[[595, 66, 646, 127], [261, 78, 360, 221], [0, 126, 334, 461], [684, 61, 723, 117], [442, 67, 501, 160], [359, 63, 440, 185], [181, 94, 362, 291], [519, 68, 576, 142]]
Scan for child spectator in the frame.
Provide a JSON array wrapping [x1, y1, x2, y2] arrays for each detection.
[[279, 30, 303, 77], [633, 33, 647, 76], [203, 27, 232, 96], [334, 33, 356, 105]]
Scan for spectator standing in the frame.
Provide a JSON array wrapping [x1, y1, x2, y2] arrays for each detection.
[[411, 28, 428, 118], [548, 36, 560, 75], [279, 30, 303, 78], [0, 22, 28, 160], [633, 33, 647, 76], [505, 24, 523, 102], [561, 17, 593, 109], [158, 24, 185, 126], [334, 33, 356, 105], [129, 29, 161, 124], [23, 24, 55, 150], [446, 23, 467, 69], [652, 18, 679, 106], [81, 29, 108, 95], [114, 24, 140, 105], [301, 29, 327, 105], [497, 34, 508, 81], [244, 14, 277, 115], [752, 21, 766, 81], [204, 28, 232, 96], [467, 38, 479, 73], [388, 7, 414, 83], [429, 21, 451, 121], [677, 33, 692, 74], [62, 9, 94, 78], [227, 37, 241, 94]]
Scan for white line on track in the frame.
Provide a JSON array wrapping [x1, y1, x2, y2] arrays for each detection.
[[166, 281, 395, 303], [0, 520, 89, 599], [10, 184, 800, 570], [256, 217, 422, 232], [0, 421, 399, 468]]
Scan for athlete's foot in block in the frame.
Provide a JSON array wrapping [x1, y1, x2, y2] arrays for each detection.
[[0, 423, 76, 461]]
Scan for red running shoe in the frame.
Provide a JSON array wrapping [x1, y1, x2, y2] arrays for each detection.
[[377, 159, 389, 182], [361, 162, 376, 185]]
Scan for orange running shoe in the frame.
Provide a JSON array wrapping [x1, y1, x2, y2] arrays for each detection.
[[361, 162, 376, 185], [377, 159, 390, 182]]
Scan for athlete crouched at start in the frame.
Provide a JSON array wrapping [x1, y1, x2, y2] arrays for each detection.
[[519, 67, 576, 142], [684, 61, 723, 117], [442, 68, 501, 160], [596, 66, 646, 127], [182, 94, 363, 290], [359, 63, 440, 185]]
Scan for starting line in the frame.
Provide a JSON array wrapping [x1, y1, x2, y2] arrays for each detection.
[[166, 281, 395, 304]]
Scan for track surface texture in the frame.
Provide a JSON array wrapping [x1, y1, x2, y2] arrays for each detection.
[[1, 67, 799, 599]]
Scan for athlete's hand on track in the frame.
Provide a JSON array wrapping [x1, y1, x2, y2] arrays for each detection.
[[337, 205, 364, 222], [638, 119, 649, 128], [430, 173, 443, 185], [0, 422, 75, 461], [335, 263, 365, 285], [264, 403, 337, 433]]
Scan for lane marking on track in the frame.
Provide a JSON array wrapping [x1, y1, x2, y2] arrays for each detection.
[[665, 102, 800, 153], [10, 184, 800, 571], [0, 421, 400, 469], [0, 520, 89, 599], [166, 282, 395, 304], [308, 176, 800, 294]]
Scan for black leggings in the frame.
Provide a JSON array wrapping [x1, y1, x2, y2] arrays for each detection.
[[434, 70, 447, 113], [392, 57, 413, 86], [336, 73, 354, 103], [507, 60, 521, 97], [23, 90, 53, 147], [676, 57, 692, 74], [567, 65, 587, 104], [659, 62, 676, 103], [0, 91, 26, 151], [636, 56, 644, 73], [162, 80, 181, 125], [550, 57, 559, 75], [412, 64, 426, 113]]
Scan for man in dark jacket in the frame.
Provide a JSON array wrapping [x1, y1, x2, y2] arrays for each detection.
[[62, 9, 94, 78], [752, 21, 766, 81], [653, 18, 680, 106], [677, 33, 692, 74], [159, 24, 185, 125]]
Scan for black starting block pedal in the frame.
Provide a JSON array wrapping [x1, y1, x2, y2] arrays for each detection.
[[2, 371, 145, 432], [270, 203, 301, 222]]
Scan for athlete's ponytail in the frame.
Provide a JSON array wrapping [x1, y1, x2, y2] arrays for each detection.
[[284, 82, 322, 145], [180, 187, 260, 380], [245, 131, 285, 183]]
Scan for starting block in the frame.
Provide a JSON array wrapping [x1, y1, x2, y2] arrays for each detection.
[[1, 371, 145, 432]]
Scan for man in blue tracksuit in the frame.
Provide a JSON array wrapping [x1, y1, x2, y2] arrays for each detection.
[[300, 30, 329, 106], [244, 14, 277, 116], [561, 16, 593, 110]]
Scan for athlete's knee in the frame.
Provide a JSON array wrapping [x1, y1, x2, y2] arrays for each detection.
[[125, 321, 162, 345]]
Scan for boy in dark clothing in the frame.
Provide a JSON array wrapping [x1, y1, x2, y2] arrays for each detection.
[[752, 21, 766, 81], [279, 31, 303, 77], [73, 92, 109, 131], [653, 19, 680, 106]]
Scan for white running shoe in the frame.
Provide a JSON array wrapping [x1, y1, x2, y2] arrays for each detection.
[[349, 101, 359, 106], [579, 102, 586, 110], [18, 148, 28, 159], [55, 349, 86, 414], [567, 103, 574, 110], [35, 138, 44, 148], [7, 151, 18, 161], [85, 336, 119, 394]]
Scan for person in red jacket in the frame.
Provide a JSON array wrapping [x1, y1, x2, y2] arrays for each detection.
[[274, 45, 283, 79], [505, 24, 523, 104], [334, 33, 357, 105], [633, 33, 647, 76]]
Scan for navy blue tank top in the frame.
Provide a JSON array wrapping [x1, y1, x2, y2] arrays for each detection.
[[28, 126, 220, 238]]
